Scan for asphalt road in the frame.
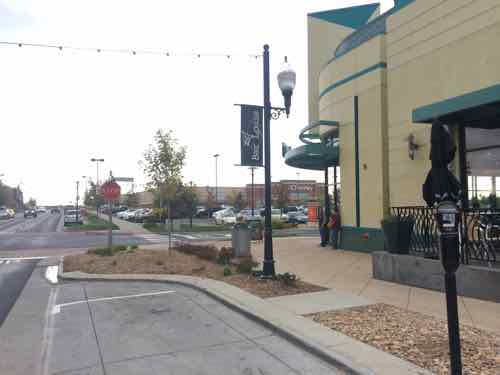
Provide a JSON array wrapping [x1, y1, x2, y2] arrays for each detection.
[[0, 258, 38, 327], [0, 268, 344, 375]]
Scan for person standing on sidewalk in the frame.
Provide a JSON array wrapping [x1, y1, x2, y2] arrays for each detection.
[[329, 207, 341, 249], [318, 207, 327, 247]]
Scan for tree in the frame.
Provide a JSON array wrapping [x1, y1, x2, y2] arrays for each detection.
[[0, 183, 8, 207], [84, 182, 104, 208], [140, 129, 186, 248], [230, 192, 246, 211], [26, 197, 37, 208]]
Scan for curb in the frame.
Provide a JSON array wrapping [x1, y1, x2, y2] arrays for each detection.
[[58, 261, 432, 375]]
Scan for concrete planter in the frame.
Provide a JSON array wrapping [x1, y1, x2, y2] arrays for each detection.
[[381, 218, 413, 254], [372, 251, 500, 303]]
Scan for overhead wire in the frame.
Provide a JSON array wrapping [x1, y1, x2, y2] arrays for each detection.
[[0, 41, 262, 60]]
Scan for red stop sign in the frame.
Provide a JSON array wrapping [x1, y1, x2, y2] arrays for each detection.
[[101, 181, 121, 201]]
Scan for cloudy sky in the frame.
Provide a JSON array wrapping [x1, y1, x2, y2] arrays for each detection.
[[0, 0, 395, 205]]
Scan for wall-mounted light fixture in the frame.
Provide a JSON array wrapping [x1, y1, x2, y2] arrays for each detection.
[[406, 133, 420, 160]]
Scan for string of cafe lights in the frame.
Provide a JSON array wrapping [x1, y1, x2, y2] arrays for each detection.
[[0, 40, 262, 59]]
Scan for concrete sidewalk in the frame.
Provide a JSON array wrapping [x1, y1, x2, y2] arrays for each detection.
[[247, 237, 500, 335]]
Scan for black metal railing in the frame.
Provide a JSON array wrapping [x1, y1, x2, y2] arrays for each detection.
[[390, 206, 500, 265], [391, 206, 439, 259]]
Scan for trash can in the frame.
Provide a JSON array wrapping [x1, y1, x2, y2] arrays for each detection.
[[231, 222, 251, 257], [247, 218, 263, 241]]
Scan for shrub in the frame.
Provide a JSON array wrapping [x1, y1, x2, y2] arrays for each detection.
[[236, 257, 258, 274], [276, 272, 299, 287], [174, 243, 218, 261], [87, 245, 129, 256], [217, 246, 235, 265], [223, 266, 232, 277]]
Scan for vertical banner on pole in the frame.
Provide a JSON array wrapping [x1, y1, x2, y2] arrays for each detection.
[[240, 105, 263, 167]]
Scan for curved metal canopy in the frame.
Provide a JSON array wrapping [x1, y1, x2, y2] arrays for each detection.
[[284, 142, 339, 171]]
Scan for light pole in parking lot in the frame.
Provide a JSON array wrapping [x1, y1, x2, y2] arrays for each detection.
[[75, 181, 80, 224], [213, 154, 220, 206], [90, 158, 104, 214]]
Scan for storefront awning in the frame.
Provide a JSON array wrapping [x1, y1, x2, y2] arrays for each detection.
[[284, 143, 339, 171], [412, 84, 500, 129]]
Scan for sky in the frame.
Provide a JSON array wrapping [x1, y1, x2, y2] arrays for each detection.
[[0, 0, 396, 205]]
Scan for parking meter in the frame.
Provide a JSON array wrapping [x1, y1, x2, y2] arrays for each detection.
[[436, 201, 460, 273]]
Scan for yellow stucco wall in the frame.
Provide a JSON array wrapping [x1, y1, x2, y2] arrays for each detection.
[[307, 16, 353, 126], [318, 36, 388, 228], [386, 0, 500, 206], [307, 0, 500, 233]]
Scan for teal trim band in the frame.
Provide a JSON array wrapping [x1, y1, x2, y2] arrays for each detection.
[[413, 83, 500, 123], [308, 3, 379, 29], [354, 96, 360, 228], [319, 62, 386, 99], [318, 120, 340, 126], [340, 226, 385, 252]]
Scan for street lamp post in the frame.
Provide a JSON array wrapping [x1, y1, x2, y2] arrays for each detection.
[[261, 45, 296, 278], [91, 158, 104, 214], [213, 154, 220, 206]]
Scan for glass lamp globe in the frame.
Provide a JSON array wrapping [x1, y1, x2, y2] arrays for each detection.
[[277, 57, 296, 117]]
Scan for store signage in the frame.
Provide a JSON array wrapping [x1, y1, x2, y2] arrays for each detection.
[[240, 105, 263, 167]]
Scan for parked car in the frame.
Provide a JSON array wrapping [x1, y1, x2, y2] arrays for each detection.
[[286, 211, 308, 224], [195, 206, 223, 218], [116, 209, 133, 220], [130, 208, 153, 223], [122, 209, 141, 221], [214, 208, 236, 225], [24, 208, 37, 218], [64, 210, 83, 226], [112, 206, 128, 214], [237, 209, 262, 223], [0, 207, 14, 220], [50, 208, 60, 214]]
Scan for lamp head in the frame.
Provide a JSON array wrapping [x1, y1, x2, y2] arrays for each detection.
[[277, 56, 296, 117]]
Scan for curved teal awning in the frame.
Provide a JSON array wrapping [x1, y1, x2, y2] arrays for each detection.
[[284, 142, 339, 171]]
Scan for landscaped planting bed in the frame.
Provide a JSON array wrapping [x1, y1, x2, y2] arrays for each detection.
[[307, 303, 500, 375], [63, 244, 325, 299]]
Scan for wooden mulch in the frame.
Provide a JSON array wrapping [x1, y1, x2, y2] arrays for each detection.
[[63, 249, 325, 299], [307, 303, 500, 375]]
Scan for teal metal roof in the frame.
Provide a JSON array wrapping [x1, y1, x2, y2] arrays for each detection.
[[285, 143, 339, 171], [308, 3, 379, 29]]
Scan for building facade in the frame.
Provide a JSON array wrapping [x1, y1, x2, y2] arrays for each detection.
[[306, 0, 500, 251], [247, 180, 324, 208]]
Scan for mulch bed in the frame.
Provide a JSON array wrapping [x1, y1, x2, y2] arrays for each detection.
[[63, 249, 325, 299], [307, 303, 500, 375]]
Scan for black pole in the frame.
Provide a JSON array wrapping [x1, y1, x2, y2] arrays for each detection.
[[444, 271, 462, 375], [334, 165, 338, 208], [262, 44, 275, 277], [324, 167, 330, 244], [251, 167, 255, 217], [458, 126, 468, 210]]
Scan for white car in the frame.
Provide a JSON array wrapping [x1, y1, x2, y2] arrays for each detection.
[[214, 208, 236, 225], [0, 207, 13, 220], [123, 209, 142, 221], [64, 210, 83, 226], [117, 209, 134, 220]]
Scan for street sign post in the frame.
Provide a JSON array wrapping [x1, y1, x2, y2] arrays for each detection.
[[100, 180, 121, 250]]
